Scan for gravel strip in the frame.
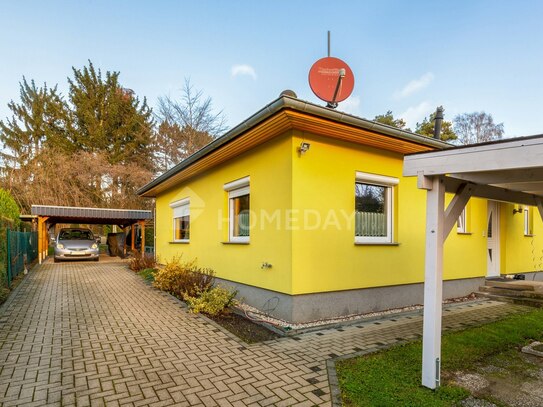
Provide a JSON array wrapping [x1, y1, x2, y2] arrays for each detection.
[[235, 293, 481, 330]]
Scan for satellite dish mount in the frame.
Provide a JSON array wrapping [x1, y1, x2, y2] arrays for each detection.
[[308, 31, 355, 109]]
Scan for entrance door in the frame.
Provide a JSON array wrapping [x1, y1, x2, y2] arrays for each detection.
[[487, 201, 500, 277]]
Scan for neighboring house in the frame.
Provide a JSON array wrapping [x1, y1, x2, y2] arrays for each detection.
[[138, 96, 542, 323]]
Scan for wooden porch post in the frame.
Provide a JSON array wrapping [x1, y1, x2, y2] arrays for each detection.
[[43, 220, 48, 261], [422, 176, 445, 389], [38, 216, 49, 264], [123, 226, 128, 256], [140, 221, 145, 253], [131, 224, 135, 252], [38, 217, 44, 264]]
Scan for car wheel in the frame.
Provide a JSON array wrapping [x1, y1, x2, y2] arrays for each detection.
[[54, 258, 59, 263], [94, 257, 99, 262]]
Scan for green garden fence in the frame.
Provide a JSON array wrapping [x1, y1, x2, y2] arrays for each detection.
[[6, 230, 38, 287]]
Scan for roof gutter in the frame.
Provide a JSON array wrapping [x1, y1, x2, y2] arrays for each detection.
[[138, 97, 288, 196], [138, 96, 451, 196], [282, 97, 451, 149]]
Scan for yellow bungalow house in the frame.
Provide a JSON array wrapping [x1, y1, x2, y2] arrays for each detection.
[[138, 95, 543, 323]]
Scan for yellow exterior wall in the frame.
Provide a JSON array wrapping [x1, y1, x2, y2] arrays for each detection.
[[290, 132, 487, 294], [154, 129, 543, 296], [443, 198, 488, 279], [155, 133, 294, 294], [503, 204, 543, 274]]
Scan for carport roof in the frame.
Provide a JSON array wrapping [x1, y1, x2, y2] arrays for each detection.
[[404, 133, 543, 206], [31, 205, 152, 227], [403, 133, 543, 390]]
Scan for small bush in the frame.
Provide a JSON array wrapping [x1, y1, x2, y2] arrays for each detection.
[[138, 268, 157, 283], [184, 286, 237, 316], [0, 189, 19, 288], [153, 257, 214, 299], [129, 250, 157, 272], [0, 286, 10, 304], [0, 189, 20, 228]]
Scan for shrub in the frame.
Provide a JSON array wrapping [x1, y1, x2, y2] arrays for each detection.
[[0, 189, 20, 227], [138, 268, 157, 283], [0, 189, 19, 288], [153, 257, 214, 299], [184, 286, 237, 316], [129, 250, 157, 272], [0, 286, 9, 304]]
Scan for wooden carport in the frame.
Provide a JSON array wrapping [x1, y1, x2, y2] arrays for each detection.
[[404, 134, 543, 389], [30, 205, 153, 264]]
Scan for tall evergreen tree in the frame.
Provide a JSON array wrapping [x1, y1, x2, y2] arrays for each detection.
[[65, 61, 156, 205], [0, 62, 156, 210], [68, 61, 155, 170], [415, 112, 457, 142], [0, 78, 70, 169], [373, 110, 409, 131]]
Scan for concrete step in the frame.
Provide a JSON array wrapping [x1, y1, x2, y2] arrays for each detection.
[[478, 286, 543, 299], [476, 292, 543, 308], [485, 280, 535, 291]]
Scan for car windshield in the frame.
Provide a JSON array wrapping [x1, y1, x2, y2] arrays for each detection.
[[59, 230, 94, 241]]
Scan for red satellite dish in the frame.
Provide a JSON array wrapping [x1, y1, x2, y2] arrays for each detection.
[[309, 57, 355, 108]]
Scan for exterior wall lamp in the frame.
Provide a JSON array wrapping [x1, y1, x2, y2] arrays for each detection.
[[297, 142, 311, 155]]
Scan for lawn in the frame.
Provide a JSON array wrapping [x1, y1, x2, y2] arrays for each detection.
[[337, 308, 543, 406]]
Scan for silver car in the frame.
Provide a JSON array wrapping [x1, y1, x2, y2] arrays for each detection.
[[54, 228, 100, 262]]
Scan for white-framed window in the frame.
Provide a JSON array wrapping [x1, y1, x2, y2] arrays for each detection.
[[224, 177, 250, 243], [457, 208, 467, 233], [355, 172, 398, 243], [524, 207, 533, 236], [170, 198, 190, 242]]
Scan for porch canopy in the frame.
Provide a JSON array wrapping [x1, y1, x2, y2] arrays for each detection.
[[30, 205, 153, 264], [403, 134, 543, 389]]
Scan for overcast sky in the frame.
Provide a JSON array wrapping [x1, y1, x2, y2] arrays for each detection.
[[1, 1, 542, 137]]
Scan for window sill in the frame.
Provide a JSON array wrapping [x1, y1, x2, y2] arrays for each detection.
[[354, 242, 400, 246], [524, 234, 535, 237], [222, 241, 250, 245], [169, 241, 189, 244], [457, 232, 472, 235]]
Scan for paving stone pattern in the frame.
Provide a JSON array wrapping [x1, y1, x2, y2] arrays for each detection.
[[0, 261, 530, 406]]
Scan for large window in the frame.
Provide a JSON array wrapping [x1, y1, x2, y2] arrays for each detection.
[[170, 198, 190, 242], [355, 172, 398, 243], [224, 177, 250, 243]]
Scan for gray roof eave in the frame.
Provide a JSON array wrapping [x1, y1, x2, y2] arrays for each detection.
[[138, 96, 452, 197]]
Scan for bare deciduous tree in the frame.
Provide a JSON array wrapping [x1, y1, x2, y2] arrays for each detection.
[[4, 148, 154, 212], [154, 78, 227, 173], [453, 112, 504, 145]]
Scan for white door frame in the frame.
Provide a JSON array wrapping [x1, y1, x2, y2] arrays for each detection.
[[486, 201, 500, 277]]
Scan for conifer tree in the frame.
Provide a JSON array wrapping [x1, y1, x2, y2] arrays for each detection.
[[415, 112, 457, 142], [0, 62, 156, 210], [0, 78, 70, 169], [68, 61, 155, 170], [373, 110, 409, 131]]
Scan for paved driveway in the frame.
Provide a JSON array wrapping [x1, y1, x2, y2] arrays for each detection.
[[0, 260, 529, 406]]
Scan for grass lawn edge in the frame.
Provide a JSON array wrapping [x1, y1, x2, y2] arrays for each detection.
[[333, 306, 543, 406]]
